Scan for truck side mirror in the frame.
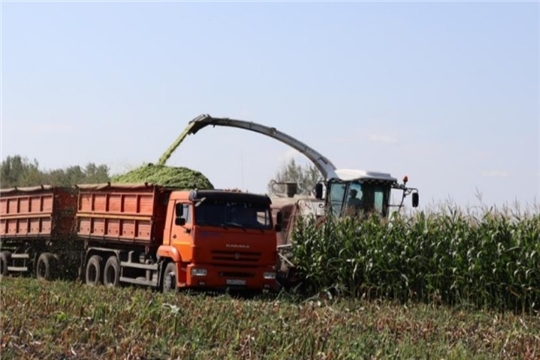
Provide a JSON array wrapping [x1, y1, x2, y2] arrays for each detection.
[[412, 193, 419, 208], [274, 211, 283, 232], [276, 211, 283, 226], [175, 217, 186, 226], [315, 183, 323, 199]]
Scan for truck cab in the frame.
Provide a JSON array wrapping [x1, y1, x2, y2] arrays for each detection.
[[159, 189, 279, 291]]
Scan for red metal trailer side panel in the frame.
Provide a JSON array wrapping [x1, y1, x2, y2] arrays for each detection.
[[76, 183, 170, 246], [0, 186, 77, 240]]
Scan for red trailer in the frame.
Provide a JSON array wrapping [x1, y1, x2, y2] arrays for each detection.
[[75, 183, 170, 287], [0, 185, 81, 279]]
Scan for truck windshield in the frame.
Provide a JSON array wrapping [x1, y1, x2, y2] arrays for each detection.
[[328, 181, 391, 218], [195, 200, 272, 230]]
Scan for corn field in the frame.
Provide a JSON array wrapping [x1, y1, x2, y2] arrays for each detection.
[[291, 204, 540, 312], [3, 277, 540, 359]]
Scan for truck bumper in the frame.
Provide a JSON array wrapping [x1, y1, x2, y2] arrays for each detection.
[[184, 263, 277, 291]]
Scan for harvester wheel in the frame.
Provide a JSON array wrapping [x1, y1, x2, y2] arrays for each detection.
[[162, 262, 177, 293], [36, 252, 57, 281], [85, 255, 103, 286], [0, 251, 11, 277], [103, 255, 121, 287]]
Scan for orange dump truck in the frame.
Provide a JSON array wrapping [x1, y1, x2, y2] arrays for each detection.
[[1, 184, 279, 292]]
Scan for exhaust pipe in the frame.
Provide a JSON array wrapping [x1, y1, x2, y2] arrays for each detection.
[[285, 182, 298, 198]]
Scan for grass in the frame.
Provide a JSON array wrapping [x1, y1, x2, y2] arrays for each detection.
[[2, 277, 540, 359]]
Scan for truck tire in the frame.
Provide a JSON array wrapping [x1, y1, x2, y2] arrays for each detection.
[[85, 255, 103, 286], [0, 251, 11, 277], [36, 252, 57, 281], [162, 262, 177, 293], [103, 255, 120, 287]]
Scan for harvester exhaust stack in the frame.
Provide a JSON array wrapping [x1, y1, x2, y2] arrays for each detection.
[[285, 182, 298, 198]]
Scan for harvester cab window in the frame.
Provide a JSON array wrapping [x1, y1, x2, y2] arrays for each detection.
[[373, 190, 385, 215], [328, 183, 347, 216], [345, 183, 363, 215], [356, 184, 391, 218]]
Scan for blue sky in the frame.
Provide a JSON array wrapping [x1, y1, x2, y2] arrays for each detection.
[[2, 2, 539, 209]]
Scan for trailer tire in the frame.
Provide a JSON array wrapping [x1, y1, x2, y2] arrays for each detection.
[[103, 255, 120, 287], [85, 255, 103, 286], [162, 262, 177, 293], [0, 251, 11, 277], [36, 253, 57, 281]]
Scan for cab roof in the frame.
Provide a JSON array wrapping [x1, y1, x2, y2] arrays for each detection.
[[189, 189, 272, 205], [335, 169, 397, 183]]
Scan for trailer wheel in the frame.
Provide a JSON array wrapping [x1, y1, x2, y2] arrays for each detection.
[[162, 262, 177, 293], [85, 255, 103, 286], [0, 251, 11, 277], [36, 253, 57, 281], [103, 255, 120, 287]]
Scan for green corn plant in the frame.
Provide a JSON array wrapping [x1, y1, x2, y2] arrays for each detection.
[[291, 202, 540, 313]]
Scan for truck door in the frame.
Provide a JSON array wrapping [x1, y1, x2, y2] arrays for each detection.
[[171, 202, 193, 248]]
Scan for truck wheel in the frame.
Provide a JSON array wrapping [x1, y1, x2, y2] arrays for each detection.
[[103, 255, 120, 287], [162, 262, 177, 293], [85, 255, 103, 286], [0, 251, 11, 276], [36, 253, 57, 281]]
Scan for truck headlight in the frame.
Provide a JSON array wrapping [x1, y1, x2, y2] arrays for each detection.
[[192, 268, 207, 277], [263, 271, 276, 280]]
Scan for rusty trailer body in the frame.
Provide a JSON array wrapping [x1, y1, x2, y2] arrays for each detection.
[[76, 183, 168, 247], [0, 186, 82, 278], [77, 183, 173, 288], [1, 185, 77, 239]]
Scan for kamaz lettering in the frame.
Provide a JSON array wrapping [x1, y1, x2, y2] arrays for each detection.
[[226, 244, 250, 249]]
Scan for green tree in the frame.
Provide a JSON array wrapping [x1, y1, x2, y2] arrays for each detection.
[[84, 163, 110, 184], [267, 158, 322, 196], [44, 164, 111, 186], [0, 155, 44, 188], [0, 154, 112, 188]]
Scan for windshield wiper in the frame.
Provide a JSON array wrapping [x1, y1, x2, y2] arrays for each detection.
[[219, 222, 229, 230], [221, 222, 246, 231], [194, 197, 207, 207], [197, 221, 225, 229]]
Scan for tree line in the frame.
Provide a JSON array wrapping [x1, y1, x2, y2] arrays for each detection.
[[0, 155, 111, 188], [1, 154, 321, 195]]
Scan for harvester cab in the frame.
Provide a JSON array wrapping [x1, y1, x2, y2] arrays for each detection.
[[324, 170, 419, 219]]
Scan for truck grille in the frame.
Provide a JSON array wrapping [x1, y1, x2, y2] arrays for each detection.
[[219, 271, 255, 278], [211, 250, 261, 264]]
